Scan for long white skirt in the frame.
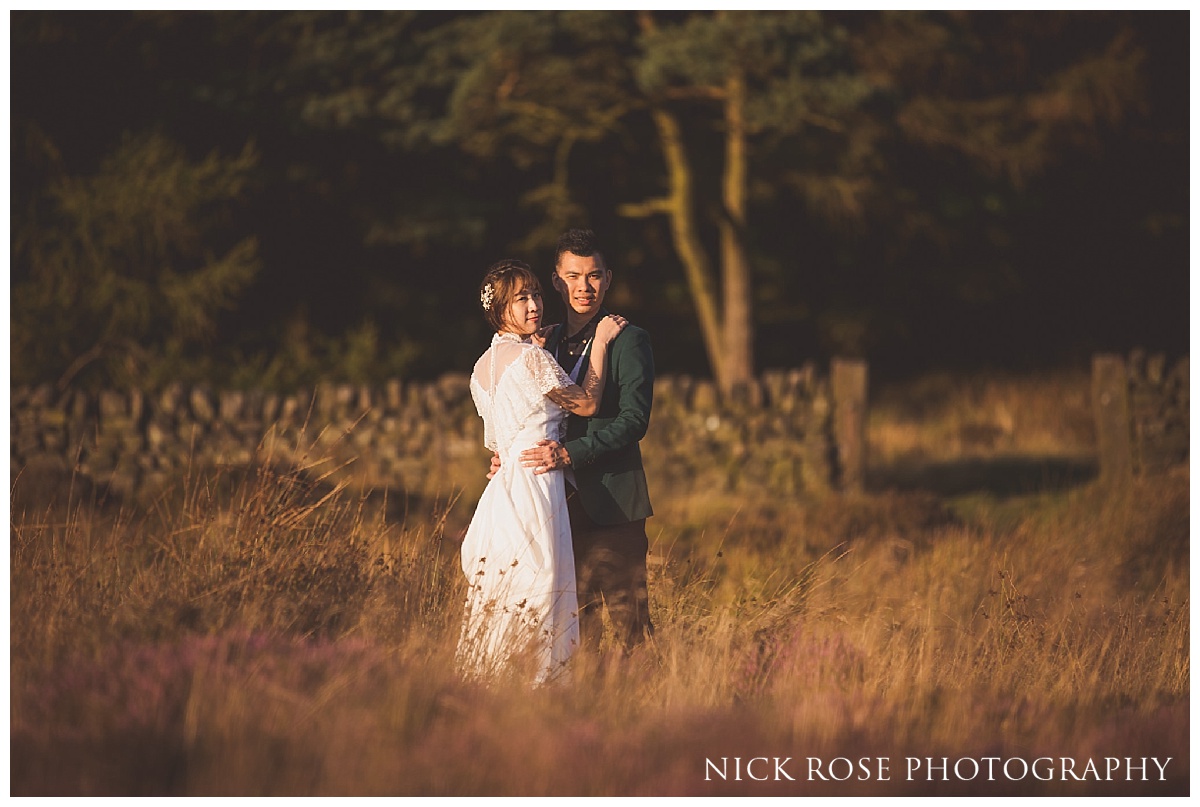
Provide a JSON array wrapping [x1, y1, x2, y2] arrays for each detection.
[[457, 461, 579, 684]]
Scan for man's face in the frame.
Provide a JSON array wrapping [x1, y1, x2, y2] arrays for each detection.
[[553, 253, 611, 318]]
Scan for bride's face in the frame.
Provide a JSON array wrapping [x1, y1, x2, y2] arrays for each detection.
[[504, 285, 543, 336]]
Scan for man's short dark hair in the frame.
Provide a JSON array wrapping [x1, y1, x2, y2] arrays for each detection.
[[555, 228, 607, 272]]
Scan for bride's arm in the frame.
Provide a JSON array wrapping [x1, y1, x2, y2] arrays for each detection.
[[546, 315, 626, 417]]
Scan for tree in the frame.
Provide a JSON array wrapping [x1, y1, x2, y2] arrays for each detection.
[[211, 10, 1173, 383], [287, 10, 873, 394], [426, 10, 874, 394], [12, 130, 260, 389], [9, 11, 1181, 390], [622, 11, 872, 392]]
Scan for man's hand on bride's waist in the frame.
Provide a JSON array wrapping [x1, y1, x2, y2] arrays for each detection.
[[520, 439, 572, 475]]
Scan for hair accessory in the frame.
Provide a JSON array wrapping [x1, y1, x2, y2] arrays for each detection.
[[480, 283, 495, 311]]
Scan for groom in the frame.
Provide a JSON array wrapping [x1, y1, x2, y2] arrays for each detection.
[[518, 228, 655, 653]]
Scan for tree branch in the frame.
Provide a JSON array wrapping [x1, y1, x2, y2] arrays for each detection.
[[56, 338, 150, 391], [661, 86, 726, 102], [617, 198, 673, 218], [798, 111, 848, 134]]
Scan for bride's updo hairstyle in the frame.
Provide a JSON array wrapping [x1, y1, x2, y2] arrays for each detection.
[[479, 259, 542, 332]]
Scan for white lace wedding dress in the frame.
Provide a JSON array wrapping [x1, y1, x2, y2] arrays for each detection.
[[457, 332, 580, 683]]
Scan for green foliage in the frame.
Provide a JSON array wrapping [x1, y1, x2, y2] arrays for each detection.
[[636, 10, 870, 123], [232, 11, 1182, 378], [405, 11, 637, 248], [283, 11, 639, 249], [9, 11, 1186, 388], [222, 316, 422, 391], [861, 11, 1147, 185], [13, 131, 260, 390]]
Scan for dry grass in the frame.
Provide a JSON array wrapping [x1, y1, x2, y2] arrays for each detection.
[[869, 368, 1096, 461], [9, 371, 1189, 796]]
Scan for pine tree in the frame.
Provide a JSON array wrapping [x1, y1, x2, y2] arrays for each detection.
[[13, 131, 261, 389]]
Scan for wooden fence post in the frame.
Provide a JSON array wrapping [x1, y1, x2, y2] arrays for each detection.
[[831, 358, 868, 493], [1091, 354, 1133, 485]]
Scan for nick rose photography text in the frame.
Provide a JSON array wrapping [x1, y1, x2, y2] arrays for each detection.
[[704, 756, 1173, 783]]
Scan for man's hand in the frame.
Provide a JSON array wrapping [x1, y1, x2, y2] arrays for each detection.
[[520, 439, 572, 475], [487, 451, 501, 479]]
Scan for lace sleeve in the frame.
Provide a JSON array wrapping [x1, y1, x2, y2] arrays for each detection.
[[522, 344, 574, 396]]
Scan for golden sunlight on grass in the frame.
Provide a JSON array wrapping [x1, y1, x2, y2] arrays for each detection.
[[868, 370, 1096, 461], [9, 371, 1188, 796]]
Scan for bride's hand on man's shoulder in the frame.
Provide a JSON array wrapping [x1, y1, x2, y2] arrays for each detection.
[[531, 324, 556, 348], [597, 314, 627, 344]]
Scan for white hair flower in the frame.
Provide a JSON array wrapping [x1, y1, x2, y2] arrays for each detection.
[[480, 283, 495, 311]]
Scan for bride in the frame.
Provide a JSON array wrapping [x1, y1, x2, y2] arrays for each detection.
[[457, 258, 625, 683]]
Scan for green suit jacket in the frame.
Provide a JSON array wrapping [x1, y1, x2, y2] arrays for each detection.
[[546, 319, 655, 526]]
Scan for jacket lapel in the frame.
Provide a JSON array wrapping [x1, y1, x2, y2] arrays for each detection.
[[545, 322, 565, 357]]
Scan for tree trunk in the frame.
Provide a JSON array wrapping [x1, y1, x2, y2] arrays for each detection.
[[718, 68, 754, 393], [649, 107, 728, 388]]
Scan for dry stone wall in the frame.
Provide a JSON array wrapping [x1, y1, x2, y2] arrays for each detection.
[[1091, 350, 1189, 485], [11, 365, 840, 505], [1125, 351, 1189, 475]]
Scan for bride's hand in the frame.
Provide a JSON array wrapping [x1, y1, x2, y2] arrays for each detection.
[[531, 324, 555, 348], [595, 314, 627, 345]]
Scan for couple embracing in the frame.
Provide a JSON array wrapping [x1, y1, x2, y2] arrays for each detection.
[[456, 229, 654, 683]]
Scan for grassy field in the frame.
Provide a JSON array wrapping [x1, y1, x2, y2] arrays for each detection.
[[9, 371, 1189, 796]]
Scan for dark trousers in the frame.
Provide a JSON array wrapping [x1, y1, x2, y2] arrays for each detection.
[[566, 488, 654, 653]]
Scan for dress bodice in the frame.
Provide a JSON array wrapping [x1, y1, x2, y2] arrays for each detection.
[[469, 332, 574, 461]]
